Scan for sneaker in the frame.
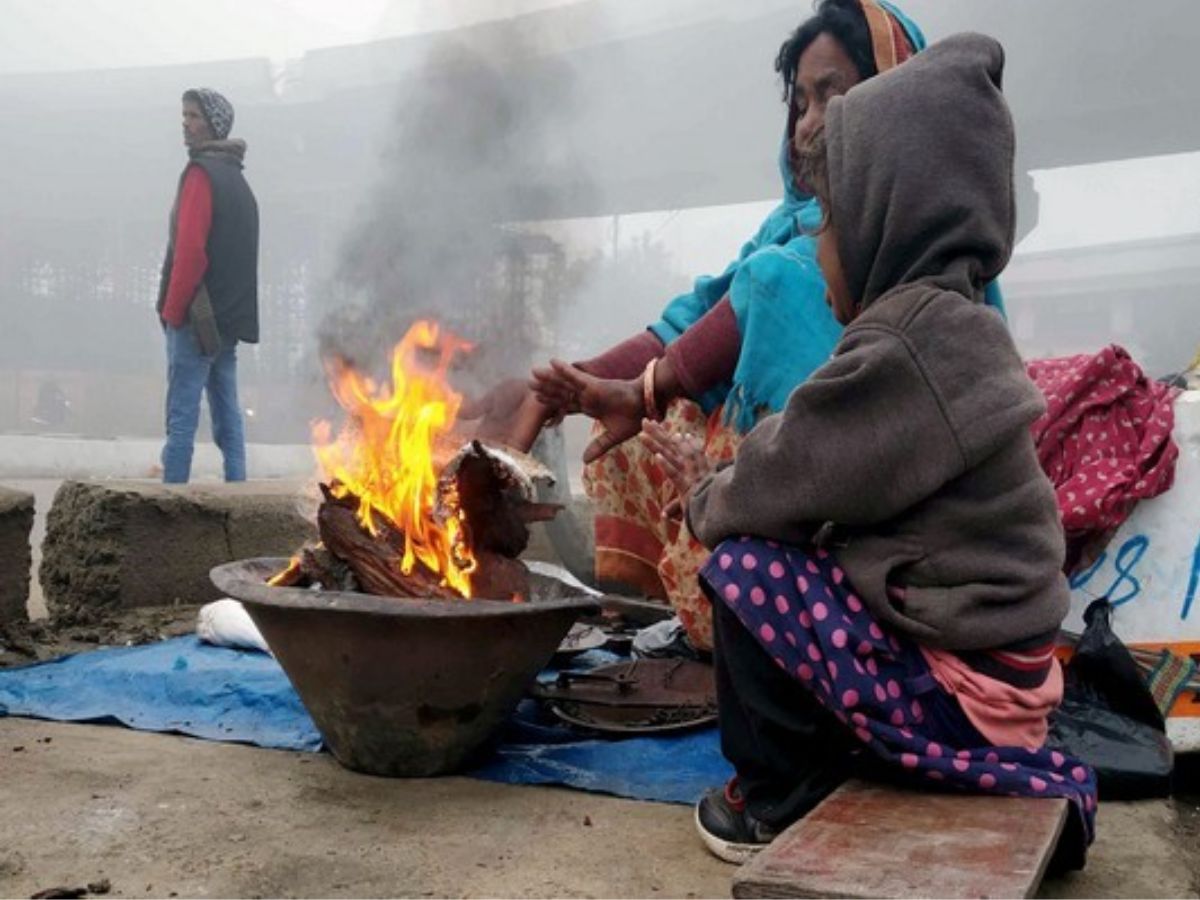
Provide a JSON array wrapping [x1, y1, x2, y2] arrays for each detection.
[[694, 779, 778, 864]]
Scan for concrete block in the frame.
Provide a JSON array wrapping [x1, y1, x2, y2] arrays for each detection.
[[0, 485, 34, 626], [40, 480, 315, 624]]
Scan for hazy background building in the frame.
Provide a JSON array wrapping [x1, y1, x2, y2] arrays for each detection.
[[1, 0, 1197, 446]]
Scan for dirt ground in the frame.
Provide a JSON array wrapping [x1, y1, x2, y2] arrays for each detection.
[[0, 717, 1195, 899], [0, 605, 199, 668]]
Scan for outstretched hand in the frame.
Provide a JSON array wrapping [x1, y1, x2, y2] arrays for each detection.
[[641, 418, 712, 519], [457, 378, 555, 452], [530, 360, 644, 464]]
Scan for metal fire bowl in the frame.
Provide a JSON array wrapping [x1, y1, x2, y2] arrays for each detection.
[[211, 556, 600, 777]]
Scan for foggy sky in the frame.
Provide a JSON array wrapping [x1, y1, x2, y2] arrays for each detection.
[[0, 0, 587, 74], [0, 0, 795, 75], [0, 0, 1197, 442], [4, 0, 1198, 248]]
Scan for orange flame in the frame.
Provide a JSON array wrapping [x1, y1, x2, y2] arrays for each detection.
[[313, 320, 477, 597]]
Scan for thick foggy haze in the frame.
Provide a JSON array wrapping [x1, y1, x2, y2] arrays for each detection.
[[319, 28, 594, 394], [1, 0, 1198, 449]]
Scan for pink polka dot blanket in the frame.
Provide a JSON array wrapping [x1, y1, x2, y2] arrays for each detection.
[[1028, 345, 1180, 559], [701, 538, 1098, 854]]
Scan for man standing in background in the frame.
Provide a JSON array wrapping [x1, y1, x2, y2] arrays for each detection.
[[156, 87, 259, 483]]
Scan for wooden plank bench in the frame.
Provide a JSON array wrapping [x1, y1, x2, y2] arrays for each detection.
[[732, 779, 1068, 899]]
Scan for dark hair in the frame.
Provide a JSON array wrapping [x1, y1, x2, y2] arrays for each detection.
[[775, 0, 877, 104]]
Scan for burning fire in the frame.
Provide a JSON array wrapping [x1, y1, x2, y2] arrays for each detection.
[[312, 320, 477, 597]]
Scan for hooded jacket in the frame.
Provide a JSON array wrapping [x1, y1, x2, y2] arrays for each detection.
[[687, 34, 1068, 651]]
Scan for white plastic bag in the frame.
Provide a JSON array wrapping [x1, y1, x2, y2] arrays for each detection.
[[196, 598, 270, 654]]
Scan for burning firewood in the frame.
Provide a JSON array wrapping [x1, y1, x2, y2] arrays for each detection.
[[470, 550, 537, 604], [300, 544, 358, 592], [438, 439, 561, 558], [286, 446, 551, 601], [317, 488, 461, 600], [271, 533, 362, 592], [268, 320, 558, 603]]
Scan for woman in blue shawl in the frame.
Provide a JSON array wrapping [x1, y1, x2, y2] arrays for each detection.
[[467, 0, 1004, 650]]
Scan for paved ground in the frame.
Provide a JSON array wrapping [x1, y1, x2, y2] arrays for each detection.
[[4, 470, 1200, 898], [0, 720, 730, 899], [0, 718, 1196, 899]]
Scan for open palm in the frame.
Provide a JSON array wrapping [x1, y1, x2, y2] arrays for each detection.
[[530, 360, 643, 463], [641, 418, 712, 518]]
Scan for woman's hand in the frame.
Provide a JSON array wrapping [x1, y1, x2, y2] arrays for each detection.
[[641, 418, 712, 519], [457, 378, 556, 452], [530, 360, 644, 464]]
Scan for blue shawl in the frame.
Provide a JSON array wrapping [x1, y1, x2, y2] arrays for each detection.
[[648, 4, 1005, 433]]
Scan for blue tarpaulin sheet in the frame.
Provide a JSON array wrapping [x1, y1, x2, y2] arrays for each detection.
[[0, 637, 729, 804]]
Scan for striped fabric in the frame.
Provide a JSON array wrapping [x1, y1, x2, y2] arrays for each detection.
[[960, 632, 1060, 690], [861, 0, 915, 73], [1147, 649, 1198, 718]]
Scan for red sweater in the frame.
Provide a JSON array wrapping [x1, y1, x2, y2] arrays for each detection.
[[160, 166, 213, 327], [576, 297, 741, 401]]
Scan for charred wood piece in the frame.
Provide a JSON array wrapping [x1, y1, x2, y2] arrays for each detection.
[[438, 440, 560, 558]]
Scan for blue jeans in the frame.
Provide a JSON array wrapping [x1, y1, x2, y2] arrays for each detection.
[[162, 323, 246, 483]]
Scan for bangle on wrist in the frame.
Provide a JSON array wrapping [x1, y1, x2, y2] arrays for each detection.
[[642, 358, 663, 421]]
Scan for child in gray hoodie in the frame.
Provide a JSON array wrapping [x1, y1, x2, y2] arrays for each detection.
[[645, 33, 1096, 867]]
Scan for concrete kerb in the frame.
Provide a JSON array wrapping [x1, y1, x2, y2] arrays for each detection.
[[0, 485, 34, 627], [39, 480, 316, 624], [0, 434, 314, 481]]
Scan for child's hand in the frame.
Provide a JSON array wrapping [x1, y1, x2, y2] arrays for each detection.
[[640, 419, 711, 519]]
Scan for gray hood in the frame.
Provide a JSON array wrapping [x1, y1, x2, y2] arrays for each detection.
[[189, 137, 247, 166], [824, 33, 1014, 309]]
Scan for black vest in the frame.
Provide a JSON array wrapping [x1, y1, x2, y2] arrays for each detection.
[[158, 152, 260, 344]]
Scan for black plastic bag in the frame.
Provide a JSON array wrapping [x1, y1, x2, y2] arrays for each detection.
[[1048, 599, 1173, 799]]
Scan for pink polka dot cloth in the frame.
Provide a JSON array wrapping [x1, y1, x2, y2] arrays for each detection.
[[701, 537, 1097, 850], [1028, 345, 1180, 546]]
